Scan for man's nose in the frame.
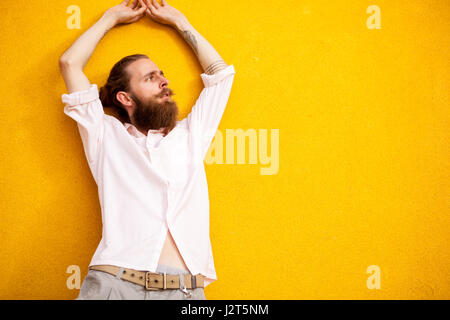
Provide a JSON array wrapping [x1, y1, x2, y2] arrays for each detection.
[[159, 76, 169, 89]]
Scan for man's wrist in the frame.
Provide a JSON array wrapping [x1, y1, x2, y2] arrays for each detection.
[[101, 11, 118, 30], [173, 17, 190, 31]]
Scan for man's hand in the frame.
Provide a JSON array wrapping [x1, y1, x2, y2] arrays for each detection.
[[104, 0, 147, 26], [143, 0, 187, 28], [140, 0, 228, 75]]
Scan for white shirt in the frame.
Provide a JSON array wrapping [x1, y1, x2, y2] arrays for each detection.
[[62, 64, 236, 288]]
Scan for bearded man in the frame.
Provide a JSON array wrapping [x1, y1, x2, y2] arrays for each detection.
[[59, 0, 235, 300]]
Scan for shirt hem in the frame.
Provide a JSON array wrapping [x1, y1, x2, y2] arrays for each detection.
[[89, 259, 159, 272]]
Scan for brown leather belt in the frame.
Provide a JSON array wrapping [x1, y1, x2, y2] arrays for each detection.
[[89, 265, 204, 291]]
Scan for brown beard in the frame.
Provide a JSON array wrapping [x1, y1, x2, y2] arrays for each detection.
[[130, 88, 178, 136]]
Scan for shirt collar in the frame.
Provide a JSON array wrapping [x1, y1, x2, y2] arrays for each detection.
[[124, 122, 166, 138]]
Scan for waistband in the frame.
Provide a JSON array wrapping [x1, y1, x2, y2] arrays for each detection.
[[88, 264, 205, 293]]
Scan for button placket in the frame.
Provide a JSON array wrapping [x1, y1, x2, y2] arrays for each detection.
[[145, 136, 155, 162]]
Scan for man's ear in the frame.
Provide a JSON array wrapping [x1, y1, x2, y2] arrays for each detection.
[[116, 91, 133, 107], [116, 91, 134, 113]]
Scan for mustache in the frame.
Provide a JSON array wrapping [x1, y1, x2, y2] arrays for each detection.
[[159, 88, 174, 98]]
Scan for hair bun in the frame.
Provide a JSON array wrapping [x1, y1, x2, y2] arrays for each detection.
[[99, 85, 111, 108]]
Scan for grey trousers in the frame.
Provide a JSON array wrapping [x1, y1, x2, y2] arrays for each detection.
[[75, 264, 207, 300]]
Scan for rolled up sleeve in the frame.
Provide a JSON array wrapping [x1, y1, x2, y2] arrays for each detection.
[[187, 64, 236, 160], [62, 84, 104, 164]]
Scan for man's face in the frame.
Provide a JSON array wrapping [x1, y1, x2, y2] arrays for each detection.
[[126, 58, 178, 133]]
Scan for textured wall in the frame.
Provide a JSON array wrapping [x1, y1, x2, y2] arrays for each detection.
[[0, 0, 448, 299]]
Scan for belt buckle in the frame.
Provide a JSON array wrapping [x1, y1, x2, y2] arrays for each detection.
[[145, 271, 165, 291]]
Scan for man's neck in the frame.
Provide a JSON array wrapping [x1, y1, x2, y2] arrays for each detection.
[[136, 127, 148, 136]]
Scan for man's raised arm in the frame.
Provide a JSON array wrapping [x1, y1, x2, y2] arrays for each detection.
[[143, 0, 229, 75], [59, 0, 147, 93]]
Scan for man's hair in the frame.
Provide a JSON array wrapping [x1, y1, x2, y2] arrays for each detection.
[[99, 53, 149, 123]]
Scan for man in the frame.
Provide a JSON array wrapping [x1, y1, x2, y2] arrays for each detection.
[[59, 0, 235, 300]]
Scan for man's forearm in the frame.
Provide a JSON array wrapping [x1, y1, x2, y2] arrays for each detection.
[[174, 18, 228, 75], [60, 13, 116, 69]]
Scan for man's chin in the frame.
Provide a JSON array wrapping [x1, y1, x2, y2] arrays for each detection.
[[132, 96, 179, 131]]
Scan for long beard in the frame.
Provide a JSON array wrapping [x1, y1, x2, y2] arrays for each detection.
[[131, 91, 178, 136]]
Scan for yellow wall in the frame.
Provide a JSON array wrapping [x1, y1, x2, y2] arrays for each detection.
[[0, 0, 448, 299]]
